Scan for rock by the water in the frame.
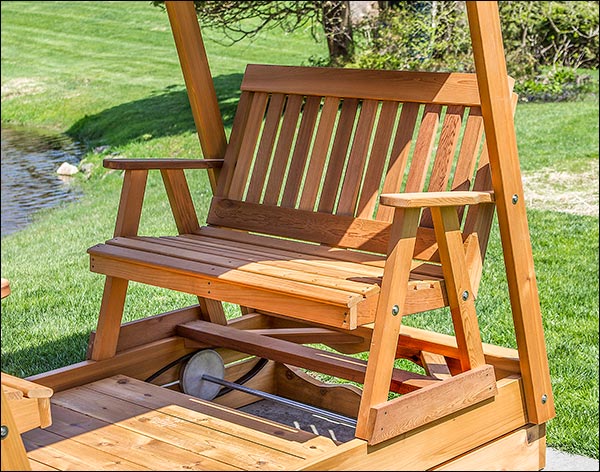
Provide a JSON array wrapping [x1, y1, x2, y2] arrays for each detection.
[[57, 162, 79, 175]]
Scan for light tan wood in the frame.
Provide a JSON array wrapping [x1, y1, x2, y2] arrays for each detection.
[[1, 277, 10, 299], [355, 207, 421, 439], [103, 158, 223, 170], [5, 395, 43, 433], [301, 376, 527, 470], [28, 458, 60, 471], [380, 190, 494, 208], [1, 373, 53, 399], [433, 424, 546, 471], [1, 387, 33, 471], [2, 384, 23, 401], [89, 252, 365, 329], [241, 65, 485, 106], [165, 0, 226, 191], [24, 426, 153, 471], [366, 364, 497, 445], [431, 206, 485, 370], [467, 1, 555, 424]]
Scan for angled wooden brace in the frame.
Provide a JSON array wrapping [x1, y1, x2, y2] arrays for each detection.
[[90, 158, 226, 361], [355, 191, 497, 444]]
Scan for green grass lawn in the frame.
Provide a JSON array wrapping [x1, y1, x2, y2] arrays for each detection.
[[2, 1, 598, 460]]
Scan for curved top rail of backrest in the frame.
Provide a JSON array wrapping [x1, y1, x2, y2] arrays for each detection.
[[240, 64, 513, 107]]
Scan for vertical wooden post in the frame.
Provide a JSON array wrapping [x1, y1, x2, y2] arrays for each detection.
[[466, 1, 555, 424], [1, 387, 32, 471], [166, 1, 227, 193]]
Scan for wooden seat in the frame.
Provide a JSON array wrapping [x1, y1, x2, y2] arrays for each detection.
[[87, 64, 508, 443]]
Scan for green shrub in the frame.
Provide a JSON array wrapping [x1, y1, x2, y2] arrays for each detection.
[[350, 1, 599, 102]]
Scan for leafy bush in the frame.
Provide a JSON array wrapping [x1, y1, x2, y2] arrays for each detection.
[[350, 1, 599, 101]]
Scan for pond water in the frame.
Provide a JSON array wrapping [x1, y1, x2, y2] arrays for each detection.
[[1, 125, 85, 237]]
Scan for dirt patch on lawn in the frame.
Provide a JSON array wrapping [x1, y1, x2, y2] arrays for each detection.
[[1, 78, 46, 100], [521, 162, 599, 217]]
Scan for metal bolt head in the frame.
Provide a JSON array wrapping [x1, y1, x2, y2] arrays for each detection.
[[0, 425, 8, 440], [512, 194, 519, 205], [391, 304, 400, 316], [541, 394, 548, 404], [461, 290, 469, 301]]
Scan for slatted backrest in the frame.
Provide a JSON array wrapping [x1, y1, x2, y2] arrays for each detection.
[[208, 64, 514, 264]]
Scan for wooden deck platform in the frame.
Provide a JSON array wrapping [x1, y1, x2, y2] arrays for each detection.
[[21, 375, 341, 471]]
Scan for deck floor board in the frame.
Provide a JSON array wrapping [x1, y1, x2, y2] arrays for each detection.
[[21, 375, 339, 471]]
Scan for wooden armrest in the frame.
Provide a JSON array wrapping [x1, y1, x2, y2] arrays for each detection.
[[1, 373, 53, 399], [1, 278, 10, 299], [380, 191, 494, 209], [103, 158, 224, 170]]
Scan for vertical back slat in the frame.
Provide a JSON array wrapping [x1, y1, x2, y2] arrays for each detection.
[[263, 94, 304, 205], [216, 91, 253, 197], [376, 102, 420, 222], [336, 99, 379, 216], [298, 97, 340, 211], [318, 98, 359, 213], [404, 104, 442, 193], [450, 107, 485, 223], [356, 101, 400, 219], [280, 96, 322, 208], [227, 92, 269, 200], [420, 105, 464, 227], [245, 93, 286, 203]]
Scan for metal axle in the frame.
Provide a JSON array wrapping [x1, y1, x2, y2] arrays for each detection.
[[201, 373, 357, 427]]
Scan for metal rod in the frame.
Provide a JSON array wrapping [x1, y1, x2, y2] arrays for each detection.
[[201, 374, 357, 427]]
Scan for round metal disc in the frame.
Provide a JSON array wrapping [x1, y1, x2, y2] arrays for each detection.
[[180, 350, 225, 400]]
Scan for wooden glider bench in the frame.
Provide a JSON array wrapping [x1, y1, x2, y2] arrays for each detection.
[[20, 65, 548, 470]]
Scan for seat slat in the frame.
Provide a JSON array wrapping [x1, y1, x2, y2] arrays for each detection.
[[94, 242, 365, 308], [109, 237, 379, 296], [159, 235, 385, 279]]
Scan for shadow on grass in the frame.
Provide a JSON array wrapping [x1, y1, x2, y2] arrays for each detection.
[[66, 73, 243, 148], [1, 332, 92, 378]]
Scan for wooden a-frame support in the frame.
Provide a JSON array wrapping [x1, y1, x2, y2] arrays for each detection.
[[163, 0, 555, 426]]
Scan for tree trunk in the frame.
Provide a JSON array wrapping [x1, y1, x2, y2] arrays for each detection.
[[322, 1, 353, 65]]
